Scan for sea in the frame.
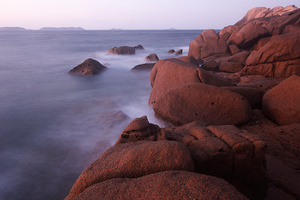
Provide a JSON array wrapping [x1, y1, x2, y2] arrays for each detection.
[[0, 29, 203, 200]]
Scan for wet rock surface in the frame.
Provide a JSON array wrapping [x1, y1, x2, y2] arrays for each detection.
[[69, 58, 107, 75]]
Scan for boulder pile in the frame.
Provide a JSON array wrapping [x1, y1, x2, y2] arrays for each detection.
[[66, 5, 300, 200], [188, 5, 300, 79]]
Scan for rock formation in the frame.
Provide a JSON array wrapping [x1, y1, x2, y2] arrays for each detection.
[[188, 5, 300, 79], [68, 58, 107, 75], [145, 53, 159, 62], [66, 5, 300, 200], [107, 45, 144, 55], [66, 116, 266, 199]]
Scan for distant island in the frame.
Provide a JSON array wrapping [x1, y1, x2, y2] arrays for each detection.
[[39, 27, 85, 31], [0, 27, 27, 31]]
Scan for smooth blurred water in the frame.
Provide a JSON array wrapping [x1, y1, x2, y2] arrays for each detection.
[[0, 29, 202, 200]]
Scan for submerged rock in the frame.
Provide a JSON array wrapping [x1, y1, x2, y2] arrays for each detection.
[[68, 58, 107, 75], [131, 63, 155, 70]]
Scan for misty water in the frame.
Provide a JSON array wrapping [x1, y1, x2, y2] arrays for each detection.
[[0, 29, 202, 200]]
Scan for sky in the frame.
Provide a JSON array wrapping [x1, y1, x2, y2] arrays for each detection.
[[0, 0, 299, 30]]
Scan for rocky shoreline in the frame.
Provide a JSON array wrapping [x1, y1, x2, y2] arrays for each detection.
[[66, 5, 300, 200]]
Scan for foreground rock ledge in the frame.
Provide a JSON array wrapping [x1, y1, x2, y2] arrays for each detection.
[[73, 171, 248, 200], [66, 116, 268, 200]]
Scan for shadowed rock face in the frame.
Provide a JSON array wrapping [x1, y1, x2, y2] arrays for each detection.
[[73, 171, 248, 200], [68, 58, 107, 75], [65, 116, 268, 200], [262, 75, 300, 125], [65, 140, 194, 200]]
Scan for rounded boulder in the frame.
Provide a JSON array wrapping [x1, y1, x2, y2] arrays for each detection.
[[262, 75, 300, 125], [66, 140, 194, 199], [74, 171, 248, 200], [153, 82, 253, 126]]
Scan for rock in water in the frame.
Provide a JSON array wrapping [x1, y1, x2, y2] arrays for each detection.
[[145, 53, 159, 62], [262, 75, 300, 125], [131, 63, 155, 70], [68, 58, 107, 75], [107, 46, 136, 55]]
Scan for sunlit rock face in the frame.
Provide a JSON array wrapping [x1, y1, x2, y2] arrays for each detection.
[[189, 5, 300, 79]]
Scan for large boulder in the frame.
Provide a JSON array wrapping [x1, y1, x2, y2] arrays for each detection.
[[242, 31, 300, 78], [262, 75, 300, 125], [73, 171, 248, 200], [68, 58, 107, 75], [222, 86, 264, 108], [152, 82, 253, 126], [164, 122, 268, 199], [149, 58, 235, 104], [65, 140, 194, 199], [188, 29, 229, 60], [227, 22, 270, 49]]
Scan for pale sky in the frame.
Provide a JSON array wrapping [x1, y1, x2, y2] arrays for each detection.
[[0, 0, 299, 30]]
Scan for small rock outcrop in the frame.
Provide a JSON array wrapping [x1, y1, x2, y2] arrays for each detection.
[[145, 53, 159, 62], [131, 63, 155, 70], [68, 58, 107, 75], [262, 75, 300, 125], [107, 45, 144, 55]]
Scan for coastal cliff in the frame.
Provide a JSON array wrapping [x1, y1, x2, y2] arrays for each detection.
[[66, 5, 300, 200]]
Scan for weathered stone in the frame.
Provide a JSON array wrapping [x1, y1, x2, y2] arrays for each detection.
[[145, 53, 159, 62], [107, 46, 135, 55], [149, 58, 235, 104], [74, 171, 248, 200], [228, 22, 270, 49], [245, 31, 300, 66], [68, 58, 107, 75], [262, 75, 300, 125], [175, 49, 183, 55], [201, 59, 218, 71], [115, 116, 166, 145], [222, 86, 264, 108], [66, 140, 194, 199], [153, 83, 253, 126], [218, 61, 244, 73], [188, 29, 229, 59], [131, 63, 155, 70]]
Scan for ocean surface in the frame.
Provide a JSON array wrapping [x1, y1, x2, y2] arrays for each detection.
[[0, 29, 203, 200]]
